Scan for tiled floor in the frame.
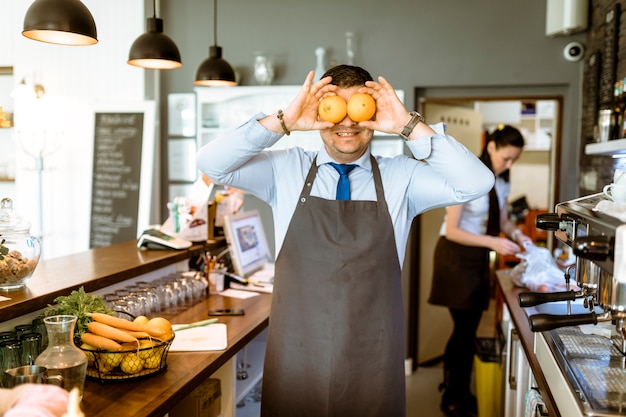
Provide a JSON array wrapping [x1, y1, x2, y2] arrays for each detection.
[[407, 299, 498, 416], [406, 363, 447, 416]]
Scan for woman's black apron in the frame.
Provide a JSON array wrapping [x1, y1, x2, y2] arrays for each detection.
[[261, 156, 406, 417]]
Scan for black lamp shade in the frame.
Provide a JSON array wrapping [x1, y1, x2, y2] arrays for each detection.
[[128, 18, 182, 70], [22, 0, 98, 46], [194, 46, 237, 86]]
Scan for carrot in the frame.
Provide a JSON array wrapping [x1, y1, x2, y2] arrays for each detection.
[[119, 329, 151, 339], [89, 313, 150, 332], [81, 333, 122, 352], [89, 312, 168, 339], [87, 321, 139, 343]]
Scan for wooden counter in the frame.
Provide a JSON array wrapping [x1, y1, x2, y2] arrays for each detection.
[[0, 239, 225, 321], [495, 269, 560, 417], [82, 291, 271, 417]]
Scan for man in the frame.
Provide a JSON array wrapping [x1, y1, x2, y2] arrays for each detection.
[[197, 65, 494, 417]]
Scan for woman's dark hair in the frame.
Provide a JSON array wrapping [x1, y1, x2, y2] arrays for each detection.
[[479, 125, 525, 182], [321, 65, 373, 88]]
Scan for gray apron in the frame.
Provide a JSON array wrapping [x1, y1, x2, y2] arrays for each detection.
[[261, 156, 406, 417]]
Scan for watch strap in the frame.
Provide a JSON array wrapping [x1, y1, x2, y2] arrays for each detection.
[[400, 111, 425, 140]]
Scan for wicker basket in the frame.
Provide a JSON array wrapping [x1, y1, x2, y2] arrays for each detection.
[[81, 336, 173, 383]]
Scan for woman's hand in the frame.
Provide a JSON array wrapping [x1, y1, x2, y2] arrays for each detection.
[[490, 236, 521, 255]]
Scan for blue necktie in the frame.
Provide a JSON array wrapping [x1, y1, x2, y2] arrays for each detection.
[[329, 163, 357, 200]]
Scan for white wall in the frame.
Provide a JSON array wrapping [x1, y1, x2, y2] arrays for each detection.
[[1, 0, 146, 259]]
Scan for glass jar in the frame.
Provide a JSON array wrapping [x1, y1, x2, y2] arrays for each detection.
[[34, 315, 87, 397], [0, 198, 41, 291], [253, 52, 275, 86]]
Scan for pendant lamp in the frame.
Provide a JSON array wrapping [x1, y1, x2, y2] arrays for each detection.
[[22, 0, 98, 46], [194, 0, 237, 86], [128, 0, 182, 70]]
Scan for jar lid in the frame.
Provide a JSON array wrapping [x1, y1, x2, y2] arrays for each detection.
[[0, 198, 31, 233]]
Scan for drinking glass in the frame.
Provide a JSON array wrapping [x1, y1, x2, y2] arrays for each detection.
[[20, 332, 42, 366], [0, 340, 22, 384]]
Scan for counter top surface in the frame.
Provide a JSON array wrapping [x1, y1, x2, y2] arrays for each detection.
[[82, 291, 271, 417], [495, 269, 561, 417], [0, 239, 225, 322]]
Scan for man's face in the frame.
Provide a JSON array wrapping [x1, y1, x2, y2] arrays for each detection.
[[319, 86, 374, 163]]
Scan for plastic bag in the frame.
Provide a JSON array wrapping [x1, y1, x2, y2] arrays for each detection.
[[509, 242, 574, 292]]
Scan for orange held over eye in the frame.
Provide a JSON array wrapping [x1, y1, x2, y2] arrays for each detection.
[[318, 96, 347, 124], [347, 93, 376, 122]]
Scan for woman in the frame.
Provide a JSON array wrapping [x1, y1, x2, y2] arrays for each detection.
[[428, 125, 531, 417]]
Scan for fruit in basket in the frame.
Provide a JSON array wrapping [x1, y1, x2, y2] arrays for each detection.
[[88, 313, 173, 341], [147, 317, 174, 341], [80, 343, 96, 365], [102, 352, 123, 368], [143, 349, 163, 369], [120, 352, 144, 374], [78, 313, 174, 378], [97, 351, 124, 374], [134, 315, 150, 325], [137, 339, 159, 359]]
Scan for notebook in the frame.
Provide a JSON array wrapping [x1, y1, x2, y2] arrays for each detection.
[[222, 210, 274, 293]]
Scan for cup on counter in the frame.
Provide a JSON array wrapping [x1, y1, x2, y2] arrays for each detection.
[[210, 268, 227, 292], [603, 183, 626, 203], [615, 169, 626, 185], [3, 365, 62, 388]]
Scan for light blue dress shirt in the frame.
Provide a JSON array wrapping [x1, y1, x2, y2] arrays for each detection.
[[197, 114, 494, 265]]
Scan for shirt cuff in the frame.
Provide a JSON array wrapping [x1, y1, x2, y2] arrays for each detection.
[[404, 121, 446, 160], [246, 112, 283, 148]]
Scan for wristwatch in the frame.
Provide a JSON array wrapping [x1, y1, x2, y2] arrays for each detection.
[[399, 111, 425, 140]]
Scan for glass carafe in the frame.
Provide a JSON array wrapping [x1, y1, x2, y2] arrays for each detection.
[[35, 315, 87, 397]]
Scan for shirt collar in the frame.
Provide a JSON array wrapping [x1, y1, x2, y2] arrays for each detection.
[[316, 147, 373, 171]]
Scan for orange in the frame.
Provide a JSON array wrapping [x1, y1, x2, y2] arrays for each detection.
[[318, 96, 347, 123], [347, 93, 376, 122]]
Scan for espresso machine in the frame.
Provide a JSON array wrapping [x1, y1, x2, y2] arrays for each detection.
[[519, 192, 626, 352], [515, 193, 626, 416]]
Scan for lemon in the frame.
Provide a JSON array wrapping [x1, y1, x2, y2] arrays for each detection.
[[120, 352, 145, 374]]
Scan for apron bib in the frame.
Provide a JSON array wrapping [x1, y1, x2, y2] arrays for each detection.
[[261, 156, 406, 417]]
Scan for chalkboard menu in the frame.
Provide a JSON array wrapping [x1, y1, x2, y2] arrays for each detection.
[[89, 112, 144, 248], [599, 4, 620, 105]]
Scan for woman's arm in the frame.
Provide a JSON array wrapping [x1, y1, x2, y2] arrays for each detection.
[[445, 204, 522, 255]]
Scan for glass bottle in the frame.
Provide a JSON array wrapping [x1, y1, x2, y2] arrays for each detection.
[[34, 315, 87, 397]]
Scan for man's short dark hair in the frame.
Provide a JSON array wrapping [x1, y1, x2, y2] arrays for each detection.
[[321, 65, 374, 88]]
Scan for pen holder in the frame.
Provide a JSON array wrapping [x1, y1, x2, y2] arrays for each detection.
[[209, 268, 227, 292]]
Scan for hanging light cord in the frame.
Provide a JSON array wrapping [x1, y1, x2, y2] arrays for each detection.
[[213, 0, 218, 47]]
